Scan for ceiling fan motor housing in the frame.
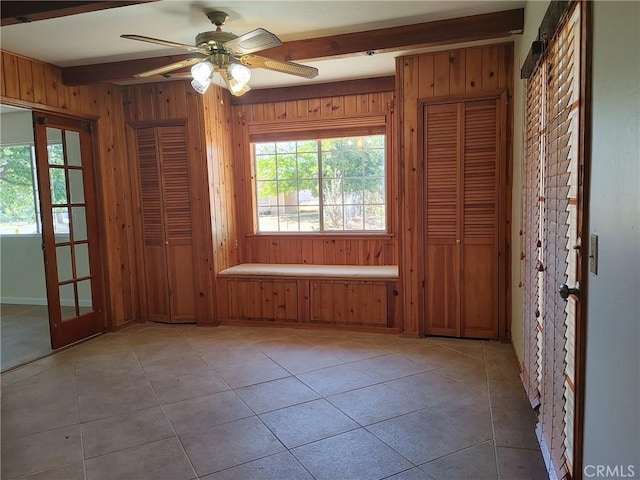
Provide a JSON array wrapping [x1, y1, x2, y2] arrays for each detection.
[[195, 31, 237, 52]]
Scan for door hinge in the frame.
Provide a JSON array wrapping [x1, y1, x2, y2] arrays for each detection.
[[83, 122, 93, 133], [37, 116, 47, 125]]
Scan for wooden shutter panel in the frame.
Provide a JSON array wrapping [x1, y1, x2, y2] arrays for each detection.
[[159, 127, 192, 241], [463, 100, 497, 240], [424, 103, 460, 336], [523, 63, 545, 407], [137, 128, 163, 244], [425, 103, 460, 241]]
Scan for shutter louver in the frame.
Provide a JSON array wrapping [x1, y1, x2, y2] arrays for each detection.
[[137, 128, 163, 244], [464, 101, 497, 240], [425, 105, 459, 241], [159, 127, 192, 241]]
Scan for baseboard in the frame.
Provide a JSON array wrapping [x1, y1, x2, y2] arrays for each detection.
[[1, 297, 47, 306], [1, 297, 92, 307]]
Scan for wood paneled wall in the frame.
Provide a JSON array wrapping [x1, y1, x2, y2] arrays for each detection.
[[122, 81, 238, 324], [397, 43, 514, 336], [1, 50, 137, 329], [230, 91, 398, 266]]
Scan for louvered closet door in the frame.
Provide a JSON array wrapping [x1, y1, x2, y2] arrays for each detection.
[[462, 99, 500, 339], [424, 97, 501, 339], [138, 128, 170, 322], [136, 126, 196, 323], [424, 103, 461, 336], [158, 127, 196, 322]]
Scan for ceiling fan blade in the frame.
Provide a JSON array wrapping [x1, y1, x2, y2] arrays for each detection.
[[239, 55, 319, 79], [134, 58, 202, 78], [224, 28, 282, 55], [121, 34, 202, 53]]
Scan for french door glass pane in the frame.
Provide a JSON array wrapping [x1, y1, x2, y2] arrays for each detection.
[[75, 243, 91, 278], [72, 207, 87, 241], [56, 245, 73, 282], [66, 131, 82, 167], [60, 284, 76, 320], [68, 169, 85, 204]]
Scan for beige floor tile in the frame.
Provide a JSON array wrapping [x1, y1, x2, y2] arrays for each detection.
[[84, 437, 196, 480], [297, 363, 378, 396], [496, 446, 548, 480], [11, 461, 85, 480], [140, 354, 212, 381], [267, 346, 345, 374], [292, 428, 413, 480], [150, 370, 230, 405], [328, 383, 423, 425], [385, 468, 434, 480], [236, 376, 319, 414], [81, 406, 174, 458], [180, 416, 285, 477], [163, 390, 253, 435], [201, 451, 313, 480], [491, 407, 540, 449], [385, 370, 485, 408], [421, 441, 498, 479], [260, 398, 359, 448], [352, 354, 429, 382], [0, 425, 82, 479], [76, 376, 159, 422], [367, 396, 492, 464], [212, 357, 290, 388]]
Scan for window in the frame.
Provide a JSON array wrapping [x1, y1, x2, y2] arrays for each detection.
[[0, 144, 41, 235], [254, 135, 386, 233]]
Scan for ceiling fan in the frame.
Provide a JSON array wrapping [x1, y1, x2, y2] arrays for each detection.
[[121, 11, 319, 96]]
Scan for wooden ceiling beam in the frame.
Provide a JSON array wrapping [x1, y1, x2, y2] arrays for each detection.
[[61, 8, 523, 86], [1, 1, 157, 27], [261, 9, 523, 61]]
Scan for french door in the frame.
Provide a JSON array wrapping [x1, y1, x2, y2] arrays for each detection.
[[33, 112, 104, 349]]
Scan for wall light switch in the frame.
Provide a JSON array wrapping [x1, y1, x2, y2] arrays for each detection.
[[589, 234, 598, 275]]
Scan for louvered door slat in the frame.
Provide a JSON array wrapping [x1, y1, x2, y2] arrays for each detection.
[[425, 105, 459, 241], [159, 128, 192, 241], [137, 128, 164, 244]]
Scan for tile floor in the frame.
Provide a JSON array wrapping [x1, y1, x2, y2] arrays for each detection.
[[1, 305, 52, 371], [0, 323, 548, 480]]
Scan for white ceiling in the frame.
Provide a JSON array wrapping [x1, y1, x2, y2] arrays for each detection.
[[0, 0, 525, 89]]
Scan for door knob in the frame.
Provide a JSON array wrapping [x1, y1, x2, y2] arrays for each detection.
[[558, 282, 580, 300]]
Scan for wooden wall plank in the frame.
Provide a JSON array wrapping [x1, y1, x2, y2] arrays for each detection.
[[418, 55, 435, 98], [482, 45, 501, 91], [2, 52, 21, 99], [465, 47, 483, 94], [433, 52, 450, 97], [449, 50, 466, 95]]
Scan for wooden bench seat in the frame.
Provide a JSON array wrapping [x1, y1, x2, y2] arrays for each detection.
[[218, 263, 399, 280], [217, 263, 400, 331]]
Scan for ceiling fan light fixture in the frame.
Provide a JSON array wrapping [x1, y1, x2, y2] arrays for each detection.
[[221, 68, 251, 97], [191, 76, 212, 94], [228, 63, 251, 84], [191, 61, 214, 82]]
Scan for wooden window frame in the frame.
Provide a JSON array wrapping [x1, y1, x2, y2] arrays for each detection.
[[247, 113, 392, 236]]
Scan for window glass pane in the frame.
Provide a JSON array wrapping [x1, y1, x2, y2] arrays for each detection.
[[49, 167, 67, 205], [0, 145, 39, 234], [46, 129, 63, 165], [68, 169, 85, 204], [254, 134, 385, 233], [72, 207, 87, 241], [75, 242, 91, 278], [60, 283, 77, 320], [56, 245, 73, 282], [66, 131, 82, 167], [77, 279, 93, 314], [53, 206, 70, 237]]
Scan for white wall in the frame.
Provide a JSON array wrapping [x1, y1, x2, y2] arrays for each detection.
[[511, 0, 550, 366], [583, 1, 640, 475]]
